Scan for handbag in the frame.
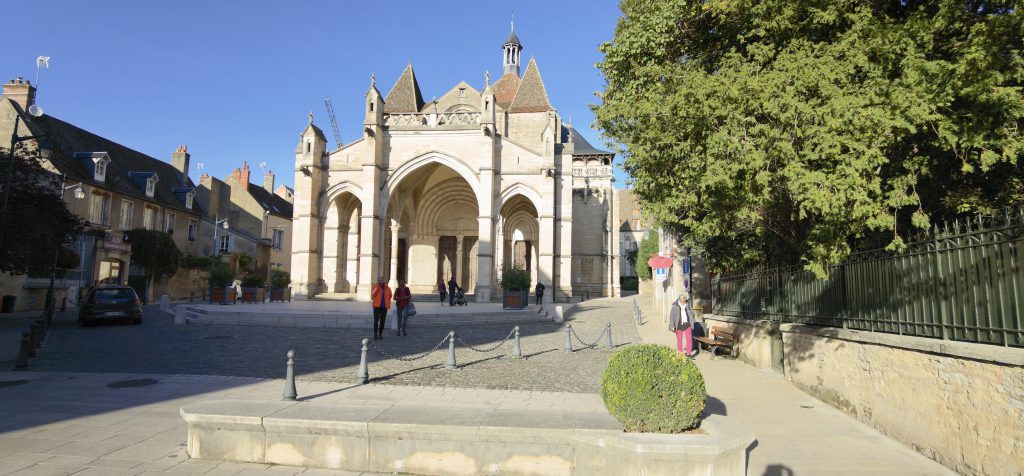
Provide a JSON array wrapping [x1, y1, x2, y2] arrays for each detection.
[[406, 301, 417, 317]]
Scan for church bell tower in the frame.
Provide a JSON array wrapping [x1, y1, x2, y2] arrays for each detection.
[[503, 18, 522, 76]]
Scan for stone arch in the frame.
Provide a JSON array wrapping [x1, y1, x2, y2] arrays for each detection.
[[380, 151, 480, 217], [320, 181, 364, 219], [498, 182, 544, 217]]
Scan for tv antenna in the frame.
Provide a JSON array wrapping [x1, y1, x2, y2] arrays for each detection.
[[35, 56, 50, 87], [196, 162, 205, 171], [323, 98, 343, 150], [258, 161, 268, 171]]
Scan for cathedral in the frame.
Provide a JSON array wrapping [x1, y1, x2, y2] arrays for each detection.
[[290, 26, 620, 302]]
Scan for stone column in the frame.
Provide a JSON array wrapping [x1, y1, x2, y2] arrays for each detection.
[[337, 224, 350, 292], [455, 234, 464, 288], [322, 223, 339, 293], [538, 215, 555, 297], [356, 213, 379, 299], [388, 222, 400, 290], [475, 216, 493, 301]]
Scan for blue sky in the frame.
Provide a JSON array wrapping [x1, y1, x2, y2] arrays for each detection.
[[1, 1, 627, 190]]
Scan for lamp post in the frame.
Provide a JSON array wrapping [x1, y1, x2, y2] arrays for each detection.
[[211, 214, 229, 257], [1, 116, 53, 249], [44, 173, 85, 320]]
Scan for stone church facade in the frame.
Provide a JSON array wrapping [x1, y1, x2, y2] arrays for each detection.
[[290, 28, 620, 302]]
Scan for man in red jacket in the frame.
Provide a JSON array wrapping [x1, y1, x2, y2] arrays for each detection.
[[371, 276, 391, 340]]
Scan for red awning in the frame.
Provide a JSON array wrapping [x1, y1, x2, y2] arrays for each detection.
[[647, 256, 672, 269]]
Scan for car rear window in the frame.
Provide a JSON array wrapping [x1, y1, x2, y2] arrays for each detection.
[[93, 288, 138, 300]]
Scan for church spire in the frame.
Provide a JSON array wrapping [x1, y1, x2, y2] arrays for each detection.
[[503, 14, 523, 76]]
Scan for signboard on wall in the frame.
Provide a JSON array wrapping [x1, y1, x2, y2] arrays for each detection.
[[655, 267, 668, 282]]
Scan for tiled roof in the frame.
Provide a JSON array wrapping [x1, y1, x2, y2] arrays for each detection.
[[507, 58, 552, 113], [492, 72, 521, 109], [383, 64, 425, 113], [247, 184, 293, 219], [13, 100, 201, 215]]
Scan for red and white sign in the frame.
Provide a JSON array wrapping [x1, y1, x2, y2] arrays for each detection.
[[647, 256, 672, 270]]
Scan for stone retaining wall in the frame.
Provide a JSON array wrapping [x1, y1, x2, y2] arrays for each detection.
[[702, 315, 773, 369], [781, 324, 1024, 476]]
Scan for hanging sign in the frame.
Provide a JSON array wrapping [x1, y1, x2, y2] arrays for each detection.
[[647, 256, 672, 270]]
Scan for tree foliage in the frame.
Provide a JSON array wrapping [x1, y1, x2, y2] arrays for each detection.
[[593, 0, 1024, 275], [125, 229, 182, 283], [0, 146, 85, 275], [635, 230, 660, 280]]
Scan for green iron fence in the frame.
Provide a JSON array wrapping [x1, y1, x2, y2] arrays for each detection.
[[712, 208, 1024, 347]]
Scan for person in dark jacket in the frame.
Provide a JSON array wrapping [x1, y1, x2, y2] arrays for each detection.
[[447, 277, 458, 306], [535, 282, 545, 305], [437, 278, 447, 306]]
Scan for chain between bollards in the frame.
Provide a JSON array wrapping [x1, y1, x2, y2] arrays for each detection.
[[564, 324, 573, 353], [511, 326, 522, 359], [357, 338, 369, 384], [446, 331, 457, 369], [282, 350, 297, 401]]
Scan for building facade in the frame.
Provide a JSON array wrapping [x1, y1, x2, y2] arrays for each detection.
[[0, 79, 202, 308], [196, 162, 293, 274], [291, 28, 620, 302], [618, 189, 648, 278]]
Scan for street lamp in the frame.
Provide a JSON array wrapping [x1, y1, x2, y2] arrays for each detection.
[[1, 116, 53, 249], [44, 173, 84, 320], [211, 215, 229, 256]]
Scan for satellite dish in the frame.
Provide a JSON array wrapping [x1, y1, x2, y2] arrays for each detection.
[[27, 104, 44, 117]]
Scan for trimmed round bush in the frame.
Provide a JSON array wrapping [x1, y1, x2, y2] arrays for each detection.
[[601, 344, 707, 433]]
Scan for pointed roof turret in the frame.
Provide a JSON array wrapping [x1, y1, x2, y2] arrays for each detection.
[[507, 58, 552, 113], [384, 64, 425, 113]]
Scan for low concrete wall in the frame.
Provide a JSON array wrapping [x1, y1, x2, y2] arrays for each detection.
[[181, 399, 754, 476], [703, 315, 774, 369], [781, 324, 1024, 476]]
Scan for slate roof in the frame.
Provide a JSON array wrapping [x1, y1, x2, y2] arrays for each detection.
[[247, 183, 293, 219], [507, 58, 552, 113], [383, 64, 425, 113], [8, 97, 201, 215], [561, 125, 613, 157], [504, 30, 522, 47]]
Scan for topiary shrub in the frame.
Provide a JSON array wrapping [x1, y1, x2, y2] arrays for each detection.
[[269, 267, 291, 289], [601, 344, 707, 433], [499, 265, 531, 291]]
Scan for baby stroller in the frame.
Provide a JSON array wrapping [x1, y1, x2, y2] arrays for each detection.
[[455, 287, 468, 307]]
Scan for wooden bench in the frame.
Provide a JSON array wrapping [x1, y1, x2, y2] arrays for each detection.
[[695, 326, 735, 357]]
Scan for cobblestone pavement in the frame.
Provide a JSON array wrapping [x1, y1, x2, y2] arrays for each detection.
[[16, 298, 639, 393]]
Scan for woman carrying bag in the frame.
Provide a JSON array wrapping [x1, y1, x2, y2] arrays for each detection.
[[668, 293, 696, 356]]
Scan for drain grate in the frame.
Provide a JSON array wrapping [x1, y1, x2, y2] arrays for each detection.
[[107, 378, 159, 389], [0, 380, 30, 388], [203, 335, 234, 340]]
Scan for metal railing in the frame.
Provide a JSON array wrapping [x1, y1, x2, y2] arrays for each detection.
[[712, 208, 1024, 347]]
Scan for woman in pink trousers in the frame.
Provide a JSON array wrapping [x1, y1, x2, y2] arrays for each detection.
[[668, 294, 695, 356]]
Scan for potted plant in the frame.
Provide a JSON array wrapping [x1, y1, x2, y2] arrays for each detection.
[[269, 267, 291, 302], [241, 272, 266, 303], [208, 260, 236, 305], [500, 265, 530, 309]]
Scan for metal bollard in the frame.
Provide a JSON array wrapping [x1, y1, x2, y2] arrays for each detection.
[[564, 324, 573, 353], [511, 326, 522, 359], [14, 333, 30, 369], [282, 350, 297, 400], [446, 331, 457, 369], [30, 322, 41, 350], [27, 326, 38, 358], [357, 338, 369, 384], [605, 322, 613, 349]]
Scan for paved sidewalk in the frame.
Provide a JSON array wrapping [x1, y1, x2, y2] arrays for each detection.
[[633, 296, 954, 475], [0, 371, 610, 475]]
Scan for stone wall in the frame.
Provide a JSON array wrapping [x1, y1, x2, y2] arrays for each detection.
[[703, 315, 773, 369], [151, 268, 210, 301], [781, 324, 1024, 476]]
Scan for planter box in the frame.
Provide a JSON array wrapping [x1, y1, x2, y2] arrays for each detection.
[[269, 288, 291, 303], [241, 287, 266, 303], [503, 289, 528, 309], [210, 287, 237, 305]]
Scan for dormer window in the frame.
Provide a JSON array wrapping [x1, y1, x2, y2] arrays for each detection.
[[185, 190, 195, 210], [145, 175, 158, 197], [93, 156, 110, 182]]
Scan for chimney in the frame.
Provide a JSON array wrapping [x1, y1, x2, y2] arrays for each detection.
[[231, 161, 251, 185], [171, 145, 190, 180], [263, 170, 274, 193], [2, 77, 36, 111]]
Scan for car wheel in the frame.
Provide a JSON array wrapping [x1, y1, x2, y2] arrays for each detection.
[[132, 318, 142, 325]]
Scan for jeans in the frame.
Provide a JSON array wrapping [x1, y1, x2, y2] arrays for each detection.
[[439, 292, 446, 304], [536, 293, 543, 305], [396, 305, 409, 333], [373, 307, 387, 336]]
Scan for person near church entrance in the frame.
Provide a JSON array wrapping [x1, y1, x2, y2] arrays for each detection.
[[669, 294, 695, 356], [535, 282, 545, 305], [394, 279, 412, 336], [371, 276, 392, 340], [447, 277, 458, 306], [437, 278, 447, 306]]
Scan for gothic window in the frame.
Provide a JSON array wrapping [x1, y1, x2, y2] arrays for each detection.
[[188, 218, 197, 242]]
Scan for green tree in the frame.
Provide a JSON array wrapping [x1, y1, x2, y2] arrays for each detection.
[[125, 229, 182, 283], [593, 0, 1024, 275], [0, 146, 85, 275], [635, 230, 660, 281]]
